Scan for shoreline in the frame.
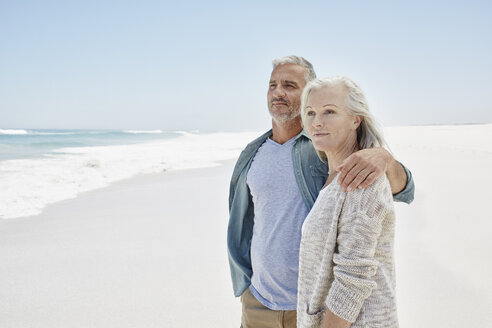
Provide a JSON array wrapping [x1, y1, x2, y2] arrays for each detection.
[[0, 130, 261, 219], [5, 159, 236, 222]]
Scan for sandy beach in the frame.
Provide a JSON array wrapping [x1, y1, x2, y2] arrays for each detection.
[[1, 125, 492, 327], [0, 161, 241, 328]]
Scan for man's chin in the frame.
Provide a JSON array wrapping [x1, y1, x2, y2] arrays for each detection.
[[270, 113, 301, 124]]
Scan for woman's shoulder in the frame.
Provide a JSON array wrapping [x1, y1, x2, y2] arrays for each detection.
[[344, 174, 393, 214], [353, 174, 391, 197]]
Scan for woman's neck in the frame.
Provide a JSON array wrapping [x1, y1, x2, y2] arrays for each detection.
[[324, 140, 360, 186]]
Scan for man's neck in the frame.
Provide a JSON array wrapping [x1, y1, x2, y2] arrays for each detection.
[[271, 119, 303, 144]]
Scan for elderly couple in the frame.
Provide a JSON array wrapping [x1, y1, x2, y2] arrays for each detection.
[[227, 56, 414, 328]]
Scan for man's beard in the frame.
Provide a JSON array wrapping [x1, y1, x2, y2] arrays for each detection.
[[268, 98, 301, 124]]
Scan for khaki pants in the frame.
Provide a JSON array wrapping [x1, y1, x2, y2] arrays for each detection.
[[240, 288, 297, 328]]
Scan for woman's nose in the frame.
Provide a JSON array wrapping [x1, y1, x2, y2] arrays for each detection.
[[312, 115, 322, 127]]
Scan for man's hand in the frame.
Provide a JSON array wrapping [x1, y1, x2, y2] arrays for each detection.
[[336, 148, 404, 193]]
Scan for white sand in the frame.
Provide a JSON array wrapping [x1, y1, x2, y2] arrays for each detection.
[[1, 124, 491, 327], [386, 124, 492, 326], [0, 161, 241, 328]]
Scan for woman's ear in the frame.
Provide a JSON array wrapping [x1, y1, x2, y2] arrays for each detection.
[[354, 116, 362, 129]]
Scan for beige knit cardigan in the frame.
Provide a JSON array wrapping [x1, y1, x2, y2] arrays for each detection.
[[297, 175, 398, 328]]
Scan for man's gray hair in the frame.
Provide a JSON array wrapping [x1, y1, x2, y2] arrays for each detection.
[[272, 55, 316, 83]]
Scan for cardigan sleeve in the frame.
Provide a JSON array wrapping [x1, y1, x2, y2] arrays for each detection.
[[326, 175, 393, 322]]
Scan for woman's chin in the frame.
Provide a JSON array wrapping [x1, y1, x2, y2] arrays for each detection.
[[312, 142, 332, 153]]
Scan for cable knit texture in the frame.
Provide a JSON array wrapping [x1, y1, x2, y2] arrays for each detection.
[[297, 175, 398, 328]]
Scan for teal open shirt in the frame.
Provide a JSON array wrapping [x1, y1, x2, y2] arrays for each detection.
[[227, 129, 415, 297]]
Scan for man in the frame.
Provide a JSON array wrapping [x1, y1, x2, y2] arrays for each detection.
[[227, 56, 414, 328]]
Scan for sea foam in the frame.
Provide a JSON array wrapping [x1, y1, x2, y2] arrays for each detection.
[[0, 129, 29, 135], [123, 130, 164, 134], [0, 131, 260, 219]]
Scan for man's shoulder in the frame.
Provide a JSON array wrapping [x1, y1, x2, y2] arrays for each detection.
[[246, 130, 272, 147], [239, 130, 272, 154], [230, 130, 272, 181]]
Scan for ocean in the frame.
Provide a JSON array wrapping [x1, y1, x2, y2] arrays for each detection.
[[0, 128, 184, 161], [0, 128, 259, 219]]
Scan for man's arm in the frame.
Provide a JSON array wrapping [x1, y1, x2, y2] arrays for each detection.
[[336, 148, 411, 199]]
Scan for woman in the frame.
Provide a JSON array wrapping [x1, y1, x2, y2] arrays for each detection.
[[297, 76, 398, 328]]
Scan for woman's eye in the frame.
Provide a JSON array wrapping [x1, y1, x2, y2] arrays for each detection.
[[306, 111, 315, 116], [324, 110, 334, 114]]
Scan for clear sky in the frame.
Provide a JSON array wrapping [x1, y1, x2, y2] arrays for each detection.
[[1, 0, 490, 131]]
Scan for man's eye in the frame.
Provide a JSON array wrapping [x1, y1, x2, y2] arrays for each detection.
[[285, 84, 294, 88], [269, 84, 276, 89]]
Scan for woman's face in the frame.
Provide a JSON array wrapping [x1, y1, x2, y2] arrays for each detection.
[[304, 85, 360, 155]]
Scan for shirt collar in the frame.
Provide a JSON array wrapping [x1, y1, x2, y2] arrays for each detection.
[[264, 128, 310, 143], [296, 129, 311, 140]]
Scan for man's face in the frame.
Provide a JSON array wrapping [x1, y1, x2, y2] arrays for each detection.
[[267, 64, 307, 124]]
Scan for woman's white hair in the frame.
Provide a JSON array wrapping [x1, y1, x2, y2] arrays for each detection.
[[272, 55, 316, 83], [301, 76, 386, 159]]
